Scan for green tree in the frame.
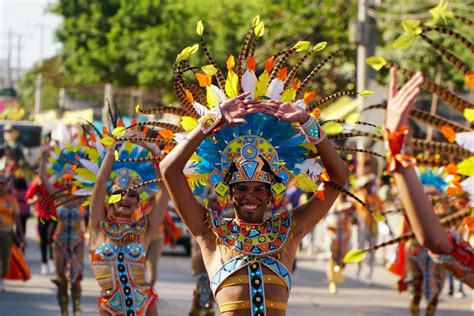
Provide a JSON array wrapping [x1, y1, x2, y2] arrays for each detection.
[[50, 0, 358, 103], [18, 57, 63, 113], [374, 0, 473, 89]]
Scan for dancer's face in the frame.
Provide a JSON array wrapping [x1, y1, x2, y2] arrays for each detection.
[[230, 182, 271, 223], [112, 190, 139, 218]]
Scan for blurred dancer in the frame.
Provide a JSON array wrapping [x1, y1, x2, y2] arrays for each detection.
[[39, 145, 87, 316], [0, 174, 23, 292], [355, 175, 383, 285], [25, 174, 57, 275], [325, 195, 355, 294]]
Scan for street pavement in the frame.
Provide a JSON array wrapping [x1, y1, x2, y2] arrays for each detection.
[[0, 218, 472, 315]]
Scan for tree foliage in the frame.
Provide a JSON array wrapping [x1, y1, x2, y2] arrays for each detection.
[[375, 0, 473, 89], [49, 0, 357, 103]]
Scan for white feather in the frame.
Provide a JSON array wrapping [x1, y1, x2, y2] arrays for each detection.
[[73, 175, 94, 184], [207, 85, 227, 107], [50, 150, 59, 160], [95, 139, 105, 156], [192, 101, 209, 117], [74, 188, 92, 196], [455, 132, 474, 152], [294, 99, 306, 110], [295, 158, 323, 180], [460, 177, 474, 197], [266, 79, 284, 100], [183, 166, 198, 175], [241, 70, 257, 98], [173, 132, 188, 144], [79, 158, 99, 174]]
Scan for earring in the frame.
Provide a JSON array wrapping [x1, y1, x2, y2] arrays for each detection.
[[107, 207, 115, 221], [132, 208, 142, 222]]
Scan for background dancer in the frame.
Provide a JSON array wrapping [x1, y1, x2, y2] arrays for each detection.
[[85, 127, 166, 315], [38, 144, 87, 316], [325, 195, 355, 294], [0, 174, 23, 292]]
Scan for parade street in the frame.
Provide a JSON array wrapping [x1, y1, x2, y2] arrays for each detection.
[[0, 220, 471, 316]]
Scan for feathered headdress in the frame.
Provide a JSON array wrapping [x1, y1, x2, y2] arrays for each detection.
[[72, 101, 162, 208], [193, 113, 308, 210], [131, 16, 388, 216], [41, 143, 89, 220], [75, 130, 160, 207]]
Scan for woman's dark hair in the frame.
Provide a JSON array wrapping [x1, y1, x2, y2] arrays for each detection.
[[14, 177, 27, 190]]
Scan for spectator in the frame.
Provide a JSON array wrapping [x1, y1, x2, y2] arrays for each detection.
[[25, 175, 57, 275], [11, 177, 30, 242]]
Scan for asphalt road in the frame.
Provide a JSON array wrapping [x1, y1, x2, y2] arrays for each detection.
[[0, 218, 471, 315]]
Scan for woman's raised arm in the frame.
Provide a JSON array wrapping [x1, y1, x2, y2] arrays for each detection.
[[89, 146, 115, 240], [385, 67, 451, 253]]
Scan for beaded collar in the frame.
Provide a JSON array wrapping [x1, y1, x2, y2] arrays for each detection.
[[100, 216, 146, 241], [210, 208, 292, 256]]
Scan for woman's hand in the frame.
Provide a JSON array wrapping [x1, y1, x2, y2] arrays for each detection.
[[261, 100, 309, 124], [386, 67, 424, 132], [40, 144, 50, 159], [219, 92, 263, 124]]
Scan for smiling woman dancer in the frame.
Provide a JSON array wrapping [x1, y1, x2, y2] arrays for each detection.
[[159, 17, 355, 315], [83, 129, 167, 316]]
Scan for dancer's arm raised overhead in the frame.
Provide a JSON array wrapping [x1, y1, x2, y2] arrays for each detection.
[[160, 92, 263, 238], [254, 100, 350, 239], [38, 144, 55, 194], [385, 67, 473, 287], [384, 68, 451, 251], [89, 145, 115, 243], [137, 139, 169, 246]]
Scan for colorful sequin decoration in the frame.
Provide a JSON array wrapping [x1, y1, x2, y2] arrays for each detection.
[[210, 209, 292, 255], [100, 216, 146, 241], [116, 251, 136, 315], [210, 256, 292, 296], [95, 243, 147, 315], [248, 262, 265, 316]]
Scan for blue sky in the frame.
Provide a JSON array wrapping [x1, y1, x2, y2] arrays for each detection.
[[0, 0, 62, 71]]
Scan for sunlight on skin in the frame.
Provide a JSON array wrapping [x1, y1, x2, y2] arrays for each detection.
[[230, 182, 271, 223]]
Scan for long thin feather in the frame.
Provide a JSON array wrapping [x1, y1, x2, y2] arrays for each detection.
[[297, 50, 343, 98]]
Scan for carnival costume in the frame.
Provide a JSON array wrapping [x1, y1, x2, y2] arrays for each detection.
[[42, 144, 89, 316], [73, 120, 160, 316], [127, 14, 387, 315], [404, 171, 451, 315], [343, 0, 473, 298], [194, 114, 304, 314]]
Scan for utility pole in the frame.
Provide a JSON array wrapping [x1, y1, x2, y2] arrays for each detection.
[[15, 34, 22, 88], [356, 0, 377, 113], [103, 83, 113, 126], [34, 24, 44, 115], [354, 0, 377, 177], [3, 29, 12, 87]]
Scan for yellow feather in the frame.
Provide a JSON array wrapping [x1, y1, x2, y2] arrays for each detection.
[[254, 72, 270, 98], [180, 116, 198, 132], [188, 174, 209, 190], [75, 168, 97, 182], [292, 174, 317, 192], [343, 249, 367, 263]]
